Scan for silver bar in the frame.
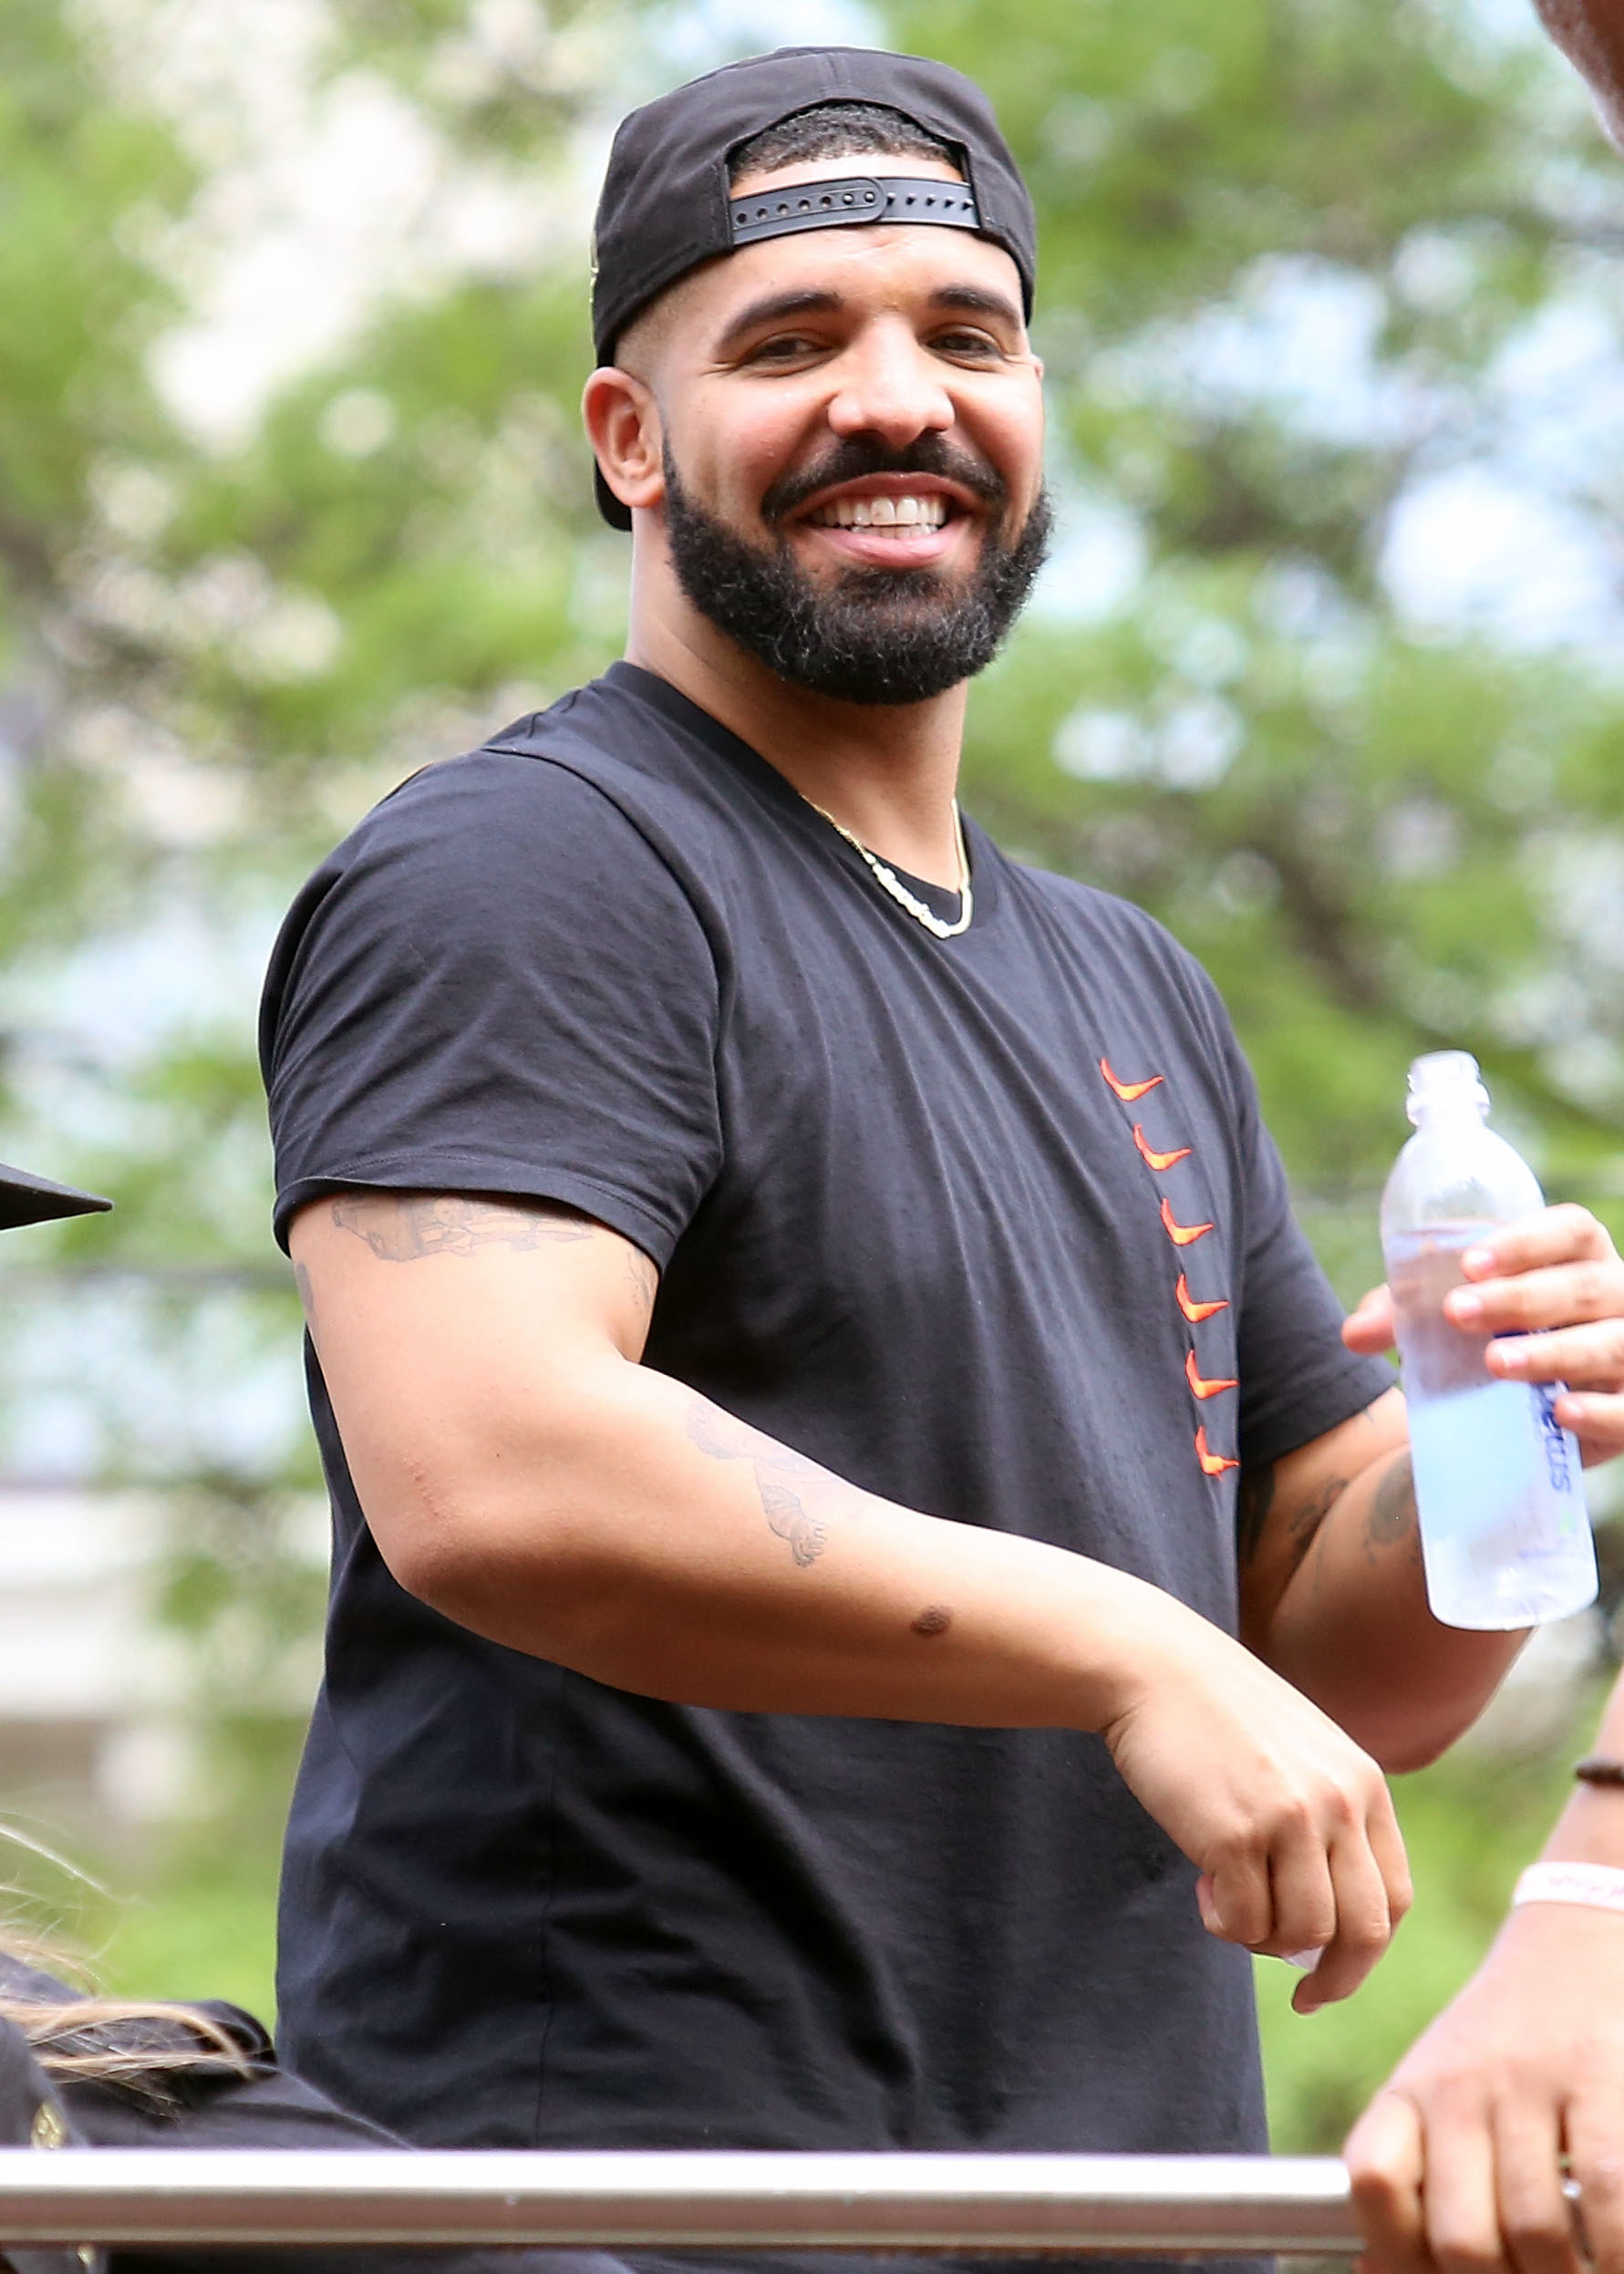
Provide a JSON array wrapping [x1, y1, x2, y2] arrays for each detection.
[[0, 2149, 1360, 2254]]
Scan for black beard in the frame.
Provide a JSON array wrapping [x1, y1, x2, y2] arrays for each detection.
[[661, 440, 1052, 707]]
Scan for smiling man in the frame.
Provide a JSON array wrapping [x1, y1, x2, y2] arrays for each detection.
[[260, 43, 1624, 2271]]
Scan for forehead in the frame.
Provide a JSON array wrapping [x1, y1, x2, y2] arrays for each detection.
[[661, 155, 1026, 350]]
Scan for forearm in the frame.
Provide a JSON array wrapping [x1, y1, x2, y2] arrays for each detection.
[[344, 1342, 1177, 1730], [1536, 1666, 1624, 1862], [1260, 1447, 1524, 1771]]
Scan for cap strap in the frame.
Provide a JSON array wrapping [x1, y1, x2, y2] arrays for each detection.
[[729, 174, 981, 248]]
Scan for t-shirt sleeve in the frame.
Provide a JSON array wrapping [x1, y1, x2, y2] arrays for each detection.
[[1187, 972, 1395, 1471], [260, 752, 724, 1262]]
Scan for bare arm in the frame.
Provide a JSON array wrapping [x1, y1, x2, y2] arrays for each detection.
[[1237, 1391, 1525, 1776], [1348, 1668, 1624, 2274], [293, 1186, 1410, 2008], [1241, 1201, 1624, 1775], [1340, 1203, 1624, 2274]]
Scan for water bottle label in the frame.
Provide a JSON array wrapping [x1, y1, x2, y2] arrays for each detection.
[[1532, 1382, 1573, 1494]]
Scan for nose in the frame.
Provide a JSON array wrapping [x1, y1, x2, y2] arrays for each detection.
[[824, 320, 954, 450]]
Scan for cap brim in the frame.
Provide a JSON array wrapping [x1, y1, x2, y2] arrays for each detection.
[[0, 1163, 112, 1231], [595, 463, 633, 532]]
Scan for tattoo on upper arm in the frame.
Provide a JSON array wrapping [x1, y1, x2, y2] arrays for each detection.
[[685, 1400, 830, 1567], [1237, 1461, 1348, 1587], [331, 1194, 596, 1261], [1364, 1452, 1421, 1567], [625, 1246, 658, 1313], [1236, 1463, 1276, 1566]]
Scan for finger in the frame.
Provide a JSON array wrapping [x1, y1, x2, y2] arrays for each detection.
[[1457, 1206, 1614, 1282], [1347, 2089, 1430, 2274], [1448, 1258, 1624, 1338], [1565, 2104, 1624, 2274], [1294, 1823, 1393, 2012], [1551, 1390, 1624, 1464], [1420, 2089, 1505, 2274], [1345, 1286, 1397, 1355], [1487, 1319, 1624, 1389], [1256, 1838, 1337, 1965], [1205, 1844, 1274, 1953], [1494, 2095, 1582, 2274]]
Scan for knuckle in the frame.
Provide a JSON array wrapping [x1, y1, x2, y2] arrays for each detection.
[[1577, 1259, 1612, 1313], [1431, 2237, 1504, 2274], [1503, 2207, 1567, 2257]]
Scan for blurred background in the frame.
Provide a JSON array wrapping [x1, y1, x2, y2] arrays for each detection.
[[4, 0, 1624, 2155]]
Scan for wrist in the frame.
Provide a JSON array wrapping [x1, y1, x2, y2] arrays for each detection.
[[1514, 1859, 1624, 1914]]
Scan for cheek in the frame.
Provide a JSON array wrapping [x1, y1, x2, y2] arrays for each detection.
[[671, 388, 827, 516]]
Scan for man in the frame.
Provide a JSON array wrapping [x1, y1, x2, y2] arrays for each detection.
[[1344, 10, 1624, 2270], [260, 44, 1624, 2260]]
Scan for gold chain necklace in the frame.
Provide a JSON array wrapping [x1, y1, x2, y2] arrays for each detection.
[[804, 798, 973, 941]]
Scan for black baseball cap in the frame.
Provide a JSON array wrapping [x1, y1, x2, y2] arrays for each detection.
[[589, 46, 1038, 531], [0, 1162, 109, 1232]]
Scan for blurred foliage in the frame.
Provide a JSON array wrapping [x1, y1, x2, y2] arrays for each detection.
[[0, 0, 1621, 2150]]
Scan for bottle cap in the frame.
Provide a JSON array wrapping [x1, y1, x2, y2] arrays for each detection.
[[1406, 1049, 1490, 1127]]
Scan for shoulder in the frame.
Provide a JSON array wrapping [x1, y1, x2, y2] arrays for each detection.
[[1008, 856, 1228, 1016]]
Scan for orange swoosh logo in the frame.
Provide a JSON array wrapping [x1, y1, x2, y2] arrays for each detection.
[[1101, 1057, 1164, 1103], [1161, 1198, 1213, 1247], [1195, 1426, 1239, 1477], [1185, 1349, 1238, 1401], [1176, 1274, 1229, 1324], [1133, 1125, 1192, 1172]]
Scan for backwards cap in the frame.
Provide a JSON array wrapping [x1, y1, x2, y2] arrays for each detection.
[[589, 47, 1037, 529]]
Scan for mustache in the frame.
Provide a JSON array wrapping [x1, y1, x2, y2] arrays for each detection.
[[760, 436, 1008, 524]]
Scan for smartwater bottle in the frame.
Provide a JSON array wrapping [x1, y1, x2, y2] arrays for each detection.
[[1381, 1049, 1597, 1630]]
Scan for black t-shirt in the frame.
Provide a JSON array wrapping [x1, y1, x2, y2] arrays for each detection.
[[261, 661, 1390, 2176]]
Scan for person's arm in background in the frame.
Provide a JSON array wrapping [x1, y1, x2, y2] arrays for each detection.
[[1344, 1206, 1624, 2274], [1534, 0, 1624, 145]]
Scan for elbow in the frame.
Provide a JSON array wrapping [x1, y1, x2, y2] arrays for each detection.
[[1367, 1725, 1455, 1776]]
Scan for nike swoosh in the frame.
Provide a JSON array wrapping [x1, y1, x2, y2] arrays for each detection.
[[1133, 1125, 1193, 1172], [1176, 1274, 1229, 1324], [1100, 1057, 1164, 1103], [1185, 1349, 1239, 1401], [1160, 1198, 1214, 1246], [1195, 1425, 1240, 1477]]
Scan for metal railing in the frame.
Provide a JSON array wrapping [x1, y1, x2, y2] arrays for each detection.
[[0, 2150, 1366, 2255]]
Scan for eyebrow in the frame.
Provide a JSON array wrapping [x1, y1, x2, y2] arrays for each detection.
[[713, 280, 1025, 356]]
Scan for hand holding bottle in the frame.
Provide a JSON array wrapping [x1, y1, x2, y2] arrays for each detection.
[[1346, 1204, 1624, 1468]]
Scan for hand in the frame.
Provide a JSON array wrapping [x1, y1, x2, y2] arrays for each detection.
[[1342, 1204, 1624, 1463], [1347, 1899, 1624, 2274], [1100, 1594, 1411, 2013]]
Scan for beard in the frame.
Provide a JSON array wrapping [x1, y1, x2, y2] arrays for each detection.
[[661, 437, 1052, 707]]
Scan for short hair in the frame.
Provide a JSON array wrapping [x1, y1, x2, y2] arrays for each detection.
[[728, 100, 958, 185]]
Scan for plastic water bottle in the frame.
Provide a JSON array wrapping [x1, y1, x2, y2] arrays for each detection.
[[1381, 1049, 1597, 1630]]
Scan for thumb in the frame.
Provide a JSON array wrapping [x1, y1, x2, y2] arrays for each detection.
[[1342, 1284, 1396, 1356]]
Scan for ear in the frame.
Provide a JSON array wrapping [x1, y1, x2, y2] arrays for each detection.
[[582, 367, 665, 520]]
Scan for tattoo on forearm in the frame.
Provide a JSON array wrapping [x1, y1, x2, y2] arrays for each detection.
[[1364, 1452, 1421, 1566], [331, 1193, 595, 1260], [1236, 1463, 1276, 1566], [685, 1400, 830, 1567]]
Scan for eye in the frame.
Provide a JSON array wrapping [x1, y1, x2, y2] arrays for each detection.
[[743, 332, 829, 367], [932, 327, 1003, 361]]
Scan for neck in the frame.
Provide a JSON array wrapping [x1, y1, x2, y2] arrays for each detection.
[[625, 557, 968, 892]]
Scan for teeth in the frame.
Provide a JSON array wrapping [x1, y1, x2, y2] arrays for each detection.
[[812, 494, 948, 530]]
